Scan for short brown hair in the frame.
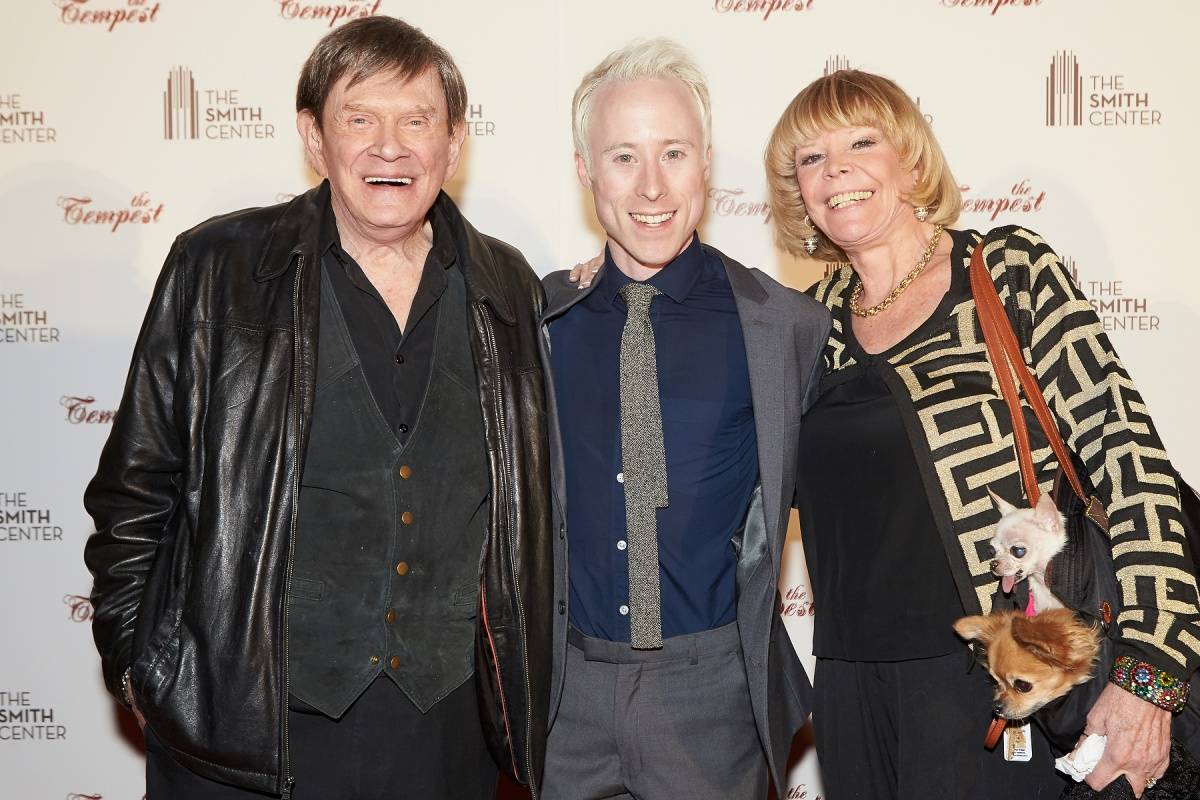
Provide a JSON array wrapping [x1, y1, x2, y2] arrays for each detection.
[[296, 16, 467, 131], [765, 70, 961, 261]]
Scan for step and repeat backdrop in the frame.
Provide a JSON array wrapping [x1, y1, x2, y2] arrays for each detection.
[[3, 1, 1199, 798]]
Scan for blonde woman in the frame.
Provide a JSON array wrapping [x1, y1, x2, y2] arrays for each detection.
[[768, 70, 1196, 798]]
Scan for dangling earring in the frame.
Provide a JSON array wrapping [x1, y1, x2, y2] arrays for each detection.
[[914, 205, 931, 222], [802, 214, 819, 256]]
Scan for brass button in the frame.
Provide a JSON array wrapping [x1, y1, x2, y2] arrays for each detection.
[[385, 608, 397, 624], [401, 511, 414, 525], [389, 656, 401, 670], [399, 465, 412, 479], [369, 655, 380, 665], [395, 561, 410, 576]]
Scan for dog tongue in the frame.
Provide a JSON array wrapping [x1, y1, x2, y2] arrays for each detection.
[[1002, 575, 1016, 594]]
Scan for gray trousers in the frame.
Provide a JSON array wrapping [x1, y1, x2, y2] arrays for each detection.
[[542, 622, 769, 800]]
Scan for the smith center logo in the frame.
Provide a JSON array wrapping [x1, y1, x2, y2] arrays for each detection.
[[1064, 256, 1160, 333], [1045, 51, 1162, 127], [0, 491, 62, 544], [0, 94, 57, 144], [0, 690, 66, 742], [163, 67, 276, 141]]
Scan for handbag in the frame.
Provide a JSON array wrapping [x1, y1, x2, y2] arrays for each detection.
[[1058, 740, 1200, 799], [969, 240, 1122, 752]]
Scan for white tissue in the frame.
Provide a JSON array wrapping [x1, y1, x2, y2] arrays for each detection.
[[1055, 734, 1108, 782]]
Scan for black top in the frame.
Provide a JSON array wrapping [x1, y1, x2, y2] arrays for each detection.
[[320, 202, 457, 446], [548, 236, 758, 641], [796, 230, 971, 661]]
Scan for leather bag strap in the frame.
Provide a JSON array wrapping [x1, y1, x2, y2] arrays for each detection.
[[969, 242, 1087, 504]]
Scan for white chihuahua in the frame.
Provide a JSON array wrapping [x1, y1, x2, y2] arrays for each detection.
[[987, 489, 1067, 613]]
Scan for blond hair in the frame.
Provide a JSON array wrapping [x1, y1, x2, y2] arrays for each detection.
[[572, 38, 711, 168], [765, 70, 961, 261]]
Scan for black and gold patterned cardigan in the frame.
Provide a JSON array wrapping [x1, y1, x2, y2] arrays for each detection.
[[807, 225, 1200, 679]]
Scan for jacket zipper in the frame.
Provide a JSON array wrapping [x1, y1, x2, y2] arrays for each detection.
[[477, 303, 537, 798], [280, 254, 304, 800]]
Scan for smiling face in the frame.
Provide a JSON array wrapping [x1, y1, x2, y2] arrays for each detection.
[[793, 125, 919, 256], [297, 66, 464, 247], [576, 76, 710, 279]]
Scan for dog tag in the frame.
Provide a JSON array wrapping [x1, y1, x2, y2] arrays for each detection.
[[1003, 722, 1033, 762]]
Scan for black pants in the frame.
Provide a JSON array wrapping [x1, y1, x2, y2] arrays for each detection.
[[813, 651, 1068, 800], [146, 676, 497, 799]]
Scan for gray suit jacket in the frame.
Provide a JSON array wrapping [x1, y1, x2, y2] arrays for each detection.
[[537, 243, 831, 792]]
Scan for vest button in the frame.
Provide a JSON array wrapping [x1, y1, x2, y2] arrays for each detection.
[[395, 561, 410, 576], [389, 656, 401, 670], [385, 608, 397, 624], [369, 655, 380, 665], [558, 601, 566, 615], [399, 465, 413, 479], [401, 511, 414, 525], [398, 423, 409, 434]]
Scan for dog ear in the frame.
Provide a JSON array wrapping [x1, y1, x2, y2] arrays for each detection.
[[1010, 614, 1070, 669], [988, 488, 1021, 517], [1033, 492, 1062, 531], [954, 614, 1000, 644], [1011, 610, 1095, 673]]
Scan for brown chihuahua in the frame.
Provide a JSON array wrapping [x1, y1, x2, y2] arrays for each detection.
[[954, 609, 1101, 719]]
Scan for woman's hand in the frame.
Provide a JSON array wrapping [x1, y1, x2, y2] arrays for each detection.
[[568, 254, 604, 289], [1081, 682, 1172, 797]]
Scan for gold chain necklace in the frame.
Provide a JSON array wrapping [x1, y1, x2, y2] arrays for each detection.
[[849, 224, 946, 318]]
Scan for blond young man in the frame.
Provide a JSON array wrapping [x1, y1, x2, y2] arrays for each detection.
[[538, 39, 830, 799]]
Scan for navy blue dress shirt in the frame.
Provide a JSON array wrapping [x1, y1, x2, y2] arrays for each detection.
[[549, 236, 759, 642]]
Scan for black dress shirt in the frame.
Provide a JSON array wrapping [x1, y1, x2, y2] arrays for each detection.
[[549, 236, 759, 642], [320, 202, 457, 445]]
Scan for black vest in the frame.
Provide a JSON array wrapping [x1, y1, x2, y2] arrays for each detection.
[[288, 263, 489, 717]]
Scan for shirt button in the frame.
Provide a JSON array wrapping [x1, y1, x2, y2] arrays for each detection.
[[394, 354, 405, 365], [398, 423, 409, 434], [616, 472, 625, 483], [385, 608, 397, 624], [401, 511, 414, 525], [617, 540, 627, 551], [398, 465, 412, 479], [395, 561, 410, 576], [558, 601, 566, 615], [389, 656, 401, 670], [619, 604, 629, 616]]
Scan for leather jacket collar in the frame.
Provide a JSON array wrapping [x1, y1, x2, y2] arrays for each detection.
[[253, 181, 515, 324]]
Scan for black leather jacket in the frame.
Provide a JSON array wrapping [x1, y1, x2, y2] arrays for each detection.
[[83, 183, 553, 796]]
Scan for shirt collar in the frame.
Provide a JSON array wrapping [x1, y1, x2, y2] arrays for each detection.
[[320, 192, 458, 272], [595, 233, 705, 307]]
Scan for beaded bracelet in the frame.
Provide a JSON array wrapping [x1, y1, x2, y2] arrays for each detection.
[[1109, 655, 1190, 713]]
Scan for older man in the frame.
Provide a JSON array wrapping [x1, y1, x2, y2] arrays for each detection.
[[83, 17, 553, 799], [539, 40, 831, 799]]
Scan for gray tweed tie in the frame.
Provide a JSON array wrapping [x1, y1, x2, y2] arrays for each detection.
[[618, 282, 668, 650]]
